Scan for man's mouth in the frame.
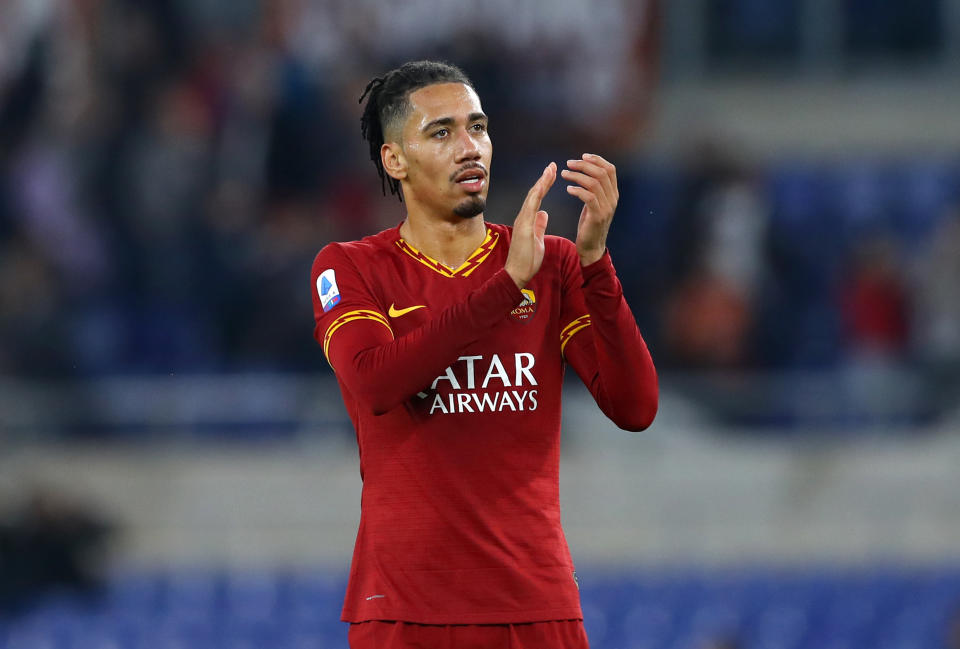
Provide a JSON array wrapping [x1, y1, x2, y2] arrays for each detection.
[[452, 167, 487, 192]]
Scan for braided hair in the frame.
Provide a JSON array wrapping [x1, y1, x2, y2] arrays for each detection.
[[359, 61, 474, 200]]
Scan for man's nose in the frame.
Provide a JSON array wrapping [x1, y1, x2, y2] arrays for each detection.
[[455, 129, 481, 161]]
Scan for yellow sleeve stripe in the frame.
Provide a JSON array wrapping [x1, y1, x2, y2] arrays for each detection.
[[322, 309, 393, 363], [560, 315, 592, 357], [561, 314, 591, 338]]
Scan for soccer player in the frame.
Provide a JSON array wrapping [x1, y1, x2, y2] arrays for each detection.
[[311, 60, 658, 649]]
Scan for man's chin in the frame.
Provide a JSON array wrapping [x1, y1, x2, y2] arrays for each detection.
[[453, 196, 486, 218]]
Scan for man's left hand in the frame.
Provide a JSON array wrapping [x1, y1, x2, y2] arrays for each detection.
[[562, 153, 619, 266]]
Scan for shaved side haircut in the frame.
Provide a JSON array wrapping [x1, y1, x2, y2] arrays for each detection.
[[359, 60, 474, 200]]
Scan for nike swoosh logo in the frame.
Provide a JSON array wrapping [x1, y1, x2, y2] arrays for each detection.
[[388, 303, 426, 318]]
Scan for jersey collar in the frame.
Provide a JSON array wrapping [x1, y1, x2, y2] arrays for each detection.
[[395, 227, 500, 278]]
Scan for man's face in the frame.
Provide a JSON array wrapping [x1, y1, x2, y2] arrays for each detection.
[[395, 83, 492, 219]]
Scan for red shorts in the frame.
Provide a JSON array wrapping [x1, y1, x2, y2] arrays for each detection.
[[348, 619, 590, 649]]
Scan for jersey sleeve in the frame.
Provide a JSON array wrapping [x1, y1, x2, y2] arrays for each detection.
[[557, 241, 592, 359], [311, 244, 525, 415], [558, 242, 658, 431], [311, 243, 395, 365]]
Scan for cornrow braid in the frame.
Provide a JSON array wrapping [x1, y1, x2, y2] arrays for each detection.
[[358, 60, 474, 201], [359, 75, 392, 198]]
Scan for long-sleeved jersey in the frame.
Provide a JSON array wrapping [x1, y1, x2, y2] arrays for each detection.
[[310, 221, 657, 625]]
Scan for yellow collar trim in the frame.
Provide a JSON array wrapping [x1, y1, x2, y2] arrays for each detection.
[[395, 228, 499, 278]]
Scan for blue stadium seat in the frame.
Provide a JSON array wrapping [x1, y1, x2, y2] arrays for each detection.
[[275, 632, 328, 649], [222, 572, 283, 622], [219, 619, 287, 649], [67, 629, 132, 649], [581, 602, 612, 649], [767, 163, 830, 229], [283, 569, 348, 645], [744, 603, 809, 649], [100, 573, 163, 625], [890, 160, 959, 248], [686, 602, 743, 638], [825, 161, 894, 245], [147, 620, 218, 649], [620, 602, 676, 649], [159, 569, 224, 622], [3, 565, 960, 649], [1, 629, 61, 649]]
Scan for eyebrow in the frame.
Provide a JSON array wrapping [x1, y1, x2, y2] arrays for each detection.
[[421, 112, 488, 134]]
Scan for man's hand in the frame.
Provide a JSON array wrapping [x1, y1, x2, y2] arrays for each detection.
[[562, 153, 619, 266], [505, 162, 556, 289]]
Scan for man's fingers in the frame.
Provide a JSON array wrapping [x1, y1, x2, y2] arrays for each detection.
[[536, 162, 557, 201], [522, 162, 556, 215], [566, 158, 606, 177], [578, 153, 617, 180], [533, 210, 549, 238], [566, 158, 615, 200], [506, 169, 553, 289], [582, 152, 615, 171], [567, 155, 618, 201], [566, 185, 601, 211], [559, 169, 608, 204]]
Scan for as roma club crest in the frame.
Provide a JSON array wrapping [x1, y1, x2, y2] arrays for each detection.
[[510, 288, 537, 322]]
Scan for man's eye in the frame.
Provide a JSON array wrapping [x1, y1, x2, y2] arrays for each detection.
[[472, 123, 486, 133], [433, 129, 448, 138]]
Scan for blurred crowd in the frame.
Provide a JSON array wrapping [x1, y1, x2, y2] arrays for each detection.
[[0, 488, 113, 614], [0, 0, 656, 378], [0, 0, 958, 424]]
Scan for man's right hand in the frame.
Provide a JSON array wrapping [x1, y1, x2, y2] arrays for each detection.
[[504, 162, 556, 289]]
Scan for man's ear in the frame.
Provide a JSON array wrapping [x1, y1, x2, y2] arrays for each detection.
[[382, 142, 406, 181]]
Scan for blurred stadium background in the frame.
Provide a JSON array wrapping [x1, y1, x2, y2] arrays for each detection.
[[2, 0, 960, 648]]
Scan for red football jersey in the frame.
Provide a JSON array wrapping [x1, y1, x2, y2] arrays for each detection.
[[311, 221, 657, 625]]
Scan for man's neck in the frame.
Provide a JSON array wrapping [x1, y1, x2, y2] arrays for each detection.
[[399, 213, 488, 270]]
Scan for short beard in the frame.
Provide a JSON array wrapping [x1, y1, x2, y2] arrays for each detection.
[[453, 196, 485, 218]]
